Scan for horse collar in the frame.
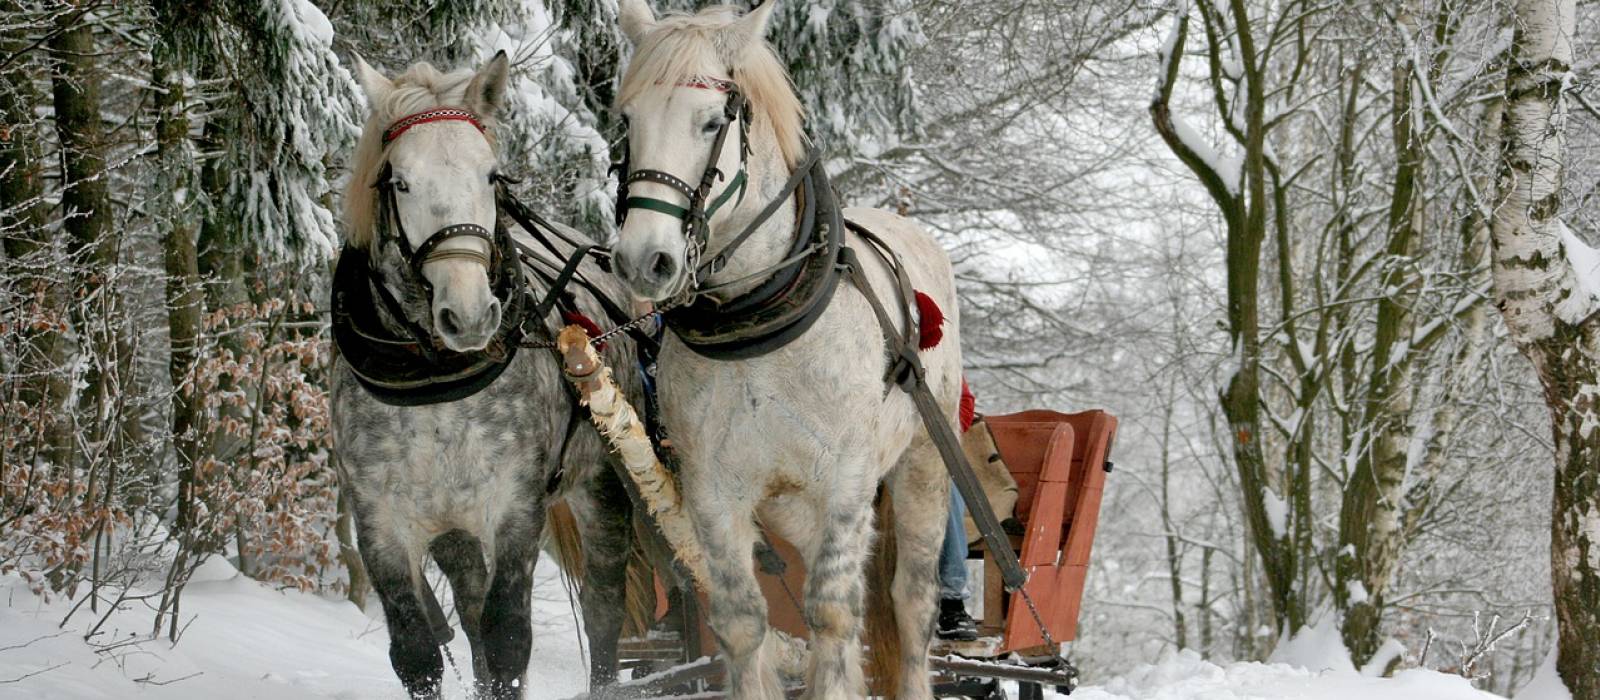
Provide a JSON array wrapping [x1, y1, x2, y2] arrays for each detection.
[[330, 224, 531, 407], [663, 158, 845, 360]]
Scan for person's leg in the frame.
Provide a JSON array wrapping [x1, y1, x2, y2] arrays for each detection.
[[938, 485, 969, 601], [937, 484, 978, 641]]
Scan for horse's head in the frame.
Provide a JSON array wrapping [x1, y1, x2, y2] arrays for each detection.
[[345, 53, 510, 352], [611, 0, 804, 302]]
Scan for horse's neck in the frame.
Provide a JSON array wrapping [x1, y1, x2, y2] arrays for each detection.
[[701, 136, 797, 301]]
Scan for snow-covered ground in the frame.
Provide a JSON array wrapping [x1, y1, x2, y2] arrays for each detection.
[[0, 561, 1512, 699], [0, 557, 588, 699]]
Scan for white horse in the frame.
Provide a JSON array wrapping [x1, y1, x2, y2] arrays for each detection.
[[610, 3, 963, 698]]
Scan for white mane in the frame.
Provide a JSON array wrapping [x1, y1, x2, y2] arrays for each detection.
[[616, 5, 806, 169]]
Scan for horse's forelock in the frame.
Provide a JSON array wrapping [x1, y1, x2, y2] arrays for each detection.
[[616, 6, 806, 169], [342, 62, 499, 249]]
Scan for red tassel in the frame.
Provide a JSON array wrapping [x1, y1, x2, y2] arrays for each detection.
[[959, 379, 976, 433], [915, 290, 944, 351], [561, 310, 606, 350]]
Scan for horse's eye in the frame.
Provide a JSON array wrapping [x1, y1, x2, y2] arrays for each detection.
[[488, 170, 499, 184], [702, 118, 726, 135], [391, 177, 409, 193]]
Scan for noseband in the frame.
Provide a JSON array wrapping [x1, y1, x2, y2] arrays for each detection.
[[375, 107, 499, 290], [615, 78, 752, 280]]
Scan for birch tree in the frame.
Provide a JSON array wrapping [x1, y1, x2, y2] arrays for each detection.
[[1492, 0, 1600, 694]]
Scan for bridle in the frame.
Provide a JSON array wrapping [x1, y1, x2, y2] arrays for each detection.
[[373, 107, 502, 294], [614, 78, 752, 284]]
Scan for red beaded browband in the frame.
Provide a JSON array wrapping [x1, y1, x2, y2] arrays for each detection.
[[382, 108, 486, 145], [678, 78, 734, 92]]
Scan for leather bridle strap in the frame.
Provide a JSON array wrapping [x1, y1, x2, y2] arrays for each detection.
[[380, 180, 497, 289], [618, 85, 750, 247], [408, 223, 495, 278], [698, 147, 822, 278]]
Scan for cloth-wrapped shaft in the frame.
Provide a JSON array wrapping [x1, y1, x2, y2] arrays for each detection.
[[556, 326, 807, 677], [557, 325, 710, 586]]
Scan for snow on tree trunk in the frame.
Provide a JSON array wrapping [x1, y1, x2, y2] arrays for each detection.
[[1493, 0, 1600, 696]]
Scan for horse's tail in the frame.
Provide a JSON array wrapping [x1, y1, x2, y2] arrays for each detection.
[[545, 500, 658, 638], [863, 488, 901, 695], [545, 500, 586, 583]]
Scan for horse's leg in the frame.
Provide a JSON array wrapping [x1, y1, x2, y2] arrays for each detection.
[[356, 515, 445, 699], [690, 493, 781, 698], [431, 529, 490, 682], [476, 501, 545, 700], [886, 439, 948, 700], [799, 468, 877, 700], [575, 463, 633, 688]]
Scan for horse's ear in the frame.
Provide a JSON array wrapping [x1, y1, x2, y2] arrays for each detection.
[[351, 53, 393, 109], [618, 0, 657, 44], [719, 1, 777, 61], [466, 50, 511, 116]]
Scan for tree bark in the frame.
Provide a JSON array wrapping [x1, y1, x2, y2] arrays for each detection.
[[153, 28, 206, 543], [1492, 0, 1600, 696], [1337, 5, 1429, 664]]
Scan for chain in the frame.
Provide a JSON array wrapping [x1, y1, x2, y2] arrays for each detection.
[[440, 643, 467, 689], [1015, 583, 1062, 656], [518, 297, 683, 350]]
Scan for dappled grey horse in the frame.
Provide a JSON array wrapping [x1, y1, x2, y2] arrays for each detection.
[[330, 53, 641, 699]]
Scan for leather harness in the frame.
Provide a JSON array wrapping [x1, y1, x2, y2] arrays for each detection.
[[332, 107, 634, 407], [618, 78, 1033, 592]]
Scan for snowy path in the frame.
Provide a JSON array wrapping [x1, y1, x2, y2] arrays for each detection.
[[1, 561, 1507, 699], [0, 557, 589, 699]]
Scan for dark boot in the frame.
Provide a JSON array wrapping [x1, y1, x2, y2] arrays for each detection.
[[937, 597, 978, 641]]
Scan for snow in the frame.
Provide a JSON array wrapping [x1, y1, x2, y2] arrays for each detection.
[[1056, 650, 1501, 700], [1360, 638, 1407, 678], [1268, 615, 1355, 674], [2, 561, 1517, 700], [1261, 489, 1288, 539], [0, 557, 590, 699], [1346, 580, 1369, 606], [1515, 648, 1573, 700], [1557, 222, 1600, 325]]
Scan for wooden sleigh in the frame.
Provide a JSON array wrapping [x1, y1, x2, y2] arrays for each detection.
[[611, 408, 1118, 699]]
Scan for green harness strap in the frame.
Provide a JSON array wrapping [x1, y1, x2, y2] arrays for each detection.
[[624, 169, 747, 223]]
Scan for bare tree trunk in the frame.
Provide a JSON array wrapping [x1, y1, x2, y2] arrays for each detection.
[[0, 6, 70, 466], [48, 11, 123, 455], [1160, 392, 1189, 649], [153, 23, 206, 564], [1151, 2, 1304, 636], [1492, 0, 1600, 696]]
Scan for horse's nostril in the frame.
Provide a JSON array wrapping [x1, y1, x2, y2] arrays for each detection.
[[649, 252, 676, 281], [439, 307, 463, 337]]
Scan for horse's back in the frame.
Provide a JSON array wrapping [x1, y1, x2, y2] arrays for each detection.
[[839, 206, 961, 386]]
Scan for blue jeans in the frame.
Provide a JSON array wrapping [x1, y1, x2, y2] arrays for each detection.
[[939, 483, 969, 601]]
